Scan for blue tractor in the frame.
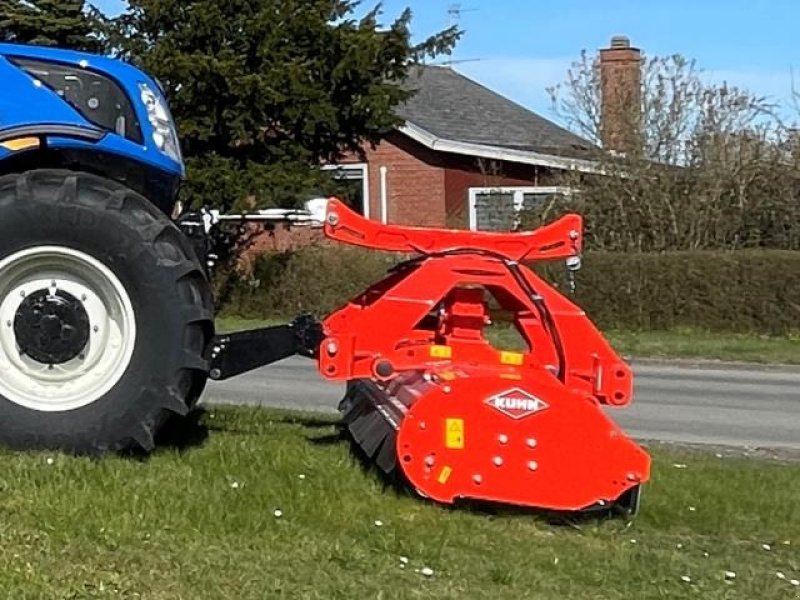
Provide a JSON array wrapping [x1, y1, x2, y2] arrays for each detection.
[[0, 43, 215, 452]]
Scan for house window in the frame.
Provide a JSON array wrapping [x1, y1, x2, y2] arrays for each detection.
[[322, 163, 370, 217], [467, 186, 572, 231]]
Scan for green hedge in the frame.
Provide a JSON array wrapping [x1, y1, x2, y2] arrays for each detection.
[[221, 247, 800, 335], [547, 251, 800, 335], [219, 245, 398, 318]]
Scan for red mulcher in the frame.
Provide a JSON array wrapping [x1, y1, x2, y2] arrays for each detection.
[[211, 199, 651, 515]]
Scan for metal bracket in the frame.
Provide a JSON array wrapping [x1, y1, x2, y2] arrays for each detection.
[[209, 315, 324, 381], [176, 201, 326, 276]]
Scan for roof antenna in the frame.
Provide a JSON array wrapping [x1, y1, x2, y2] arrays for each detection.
[[441, 3, 480, 68]]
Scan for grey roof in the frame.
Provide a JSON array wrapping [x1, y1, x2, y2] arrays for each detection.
[[397, 65, 597, 159]]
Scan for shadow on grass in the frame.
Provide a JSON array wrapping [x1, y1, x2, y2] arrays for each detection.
[[119, 408, 341, 461], [307, 431, 346, 446], [451, 498, 635, 528], [283, 416, 341, 429], [118, 409, 210, 461], [154, 408, 210, 453]]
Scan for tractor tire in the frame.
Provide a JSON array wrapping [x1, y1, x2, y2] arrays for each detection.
[[0, 169, 214, 453]]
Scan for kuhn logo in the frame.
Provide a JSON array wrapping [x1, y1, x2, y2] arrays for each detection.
[[485, 388, 549, 419]]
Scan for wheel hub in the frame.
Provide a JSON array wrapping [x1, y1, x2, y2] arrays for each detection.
[[0, 246, 137, 412], [13, 289, 90, 365]]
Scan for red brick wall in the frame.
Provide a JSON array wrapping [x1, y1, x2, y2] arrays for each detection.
[[443, 157, 543, 228], [340, 135, 560, 228], [340, 132, 577, 232], [247, 224, 326, 254], [599, 36, 642, 154], [346, 132, 447, 226], [243, 133, 565, 257]]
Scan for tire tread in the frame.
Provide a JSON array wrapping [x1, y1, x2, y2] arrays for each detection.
[[0, 169, 214, 454]]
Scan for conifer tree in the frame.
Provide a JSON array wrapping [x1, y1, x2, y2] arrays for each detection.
[[110, 0, 459, 209], [0, 0, 102, 51]]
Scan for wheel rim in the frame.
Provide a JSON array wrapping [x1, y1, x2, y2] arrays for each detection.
[[0, 246, 137, 412]]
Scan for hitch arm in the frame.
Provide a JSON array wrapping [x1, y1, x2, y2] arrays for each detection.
[[209, 315, 324, 381]]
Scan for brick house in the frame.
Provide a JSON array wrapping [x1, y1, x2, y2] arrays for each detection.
[[321, 36, 642, 232], [260, 36, 640, 249], [327, 64, 596, 232]]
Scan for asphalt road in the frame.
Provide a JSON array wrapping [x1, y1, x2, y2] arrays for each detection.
[[205, 358, 800, 450]]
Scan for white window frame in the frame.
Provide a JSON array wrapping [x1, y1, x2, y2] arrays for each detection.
[[467, 186, 573, 231], [322, 163, 370, 218]]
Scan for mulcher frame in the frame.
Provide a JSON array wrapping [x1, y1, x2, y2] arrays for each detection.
[[210, 199, 631, 407]]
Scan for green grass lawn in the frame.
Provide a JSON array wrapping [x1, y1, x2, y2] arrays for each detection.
[[217, 315, 800, 365], [216, 315, 283, 333], [0, 407, 797, 599]]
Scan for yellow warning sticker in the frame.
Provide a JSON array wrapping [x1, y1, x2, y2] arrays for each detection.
[[437, 466, 452, 484], [430, 345, 453, 359], [445, 418, 465, 449], [500, 351, 524, 366], [499, 372, 522, 380]]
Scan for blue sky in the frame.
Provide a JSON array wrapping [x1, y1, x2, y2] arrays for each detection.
[[93, 0, 800, 120]]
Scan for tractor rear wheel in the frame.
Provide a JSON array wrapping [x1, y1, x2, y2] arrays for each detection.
[[0, 169, 213, 453]]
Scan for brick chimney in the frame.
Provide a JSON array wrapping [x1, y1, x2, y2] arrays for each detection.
[[599, 35, 642, 154]]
